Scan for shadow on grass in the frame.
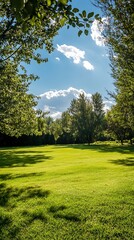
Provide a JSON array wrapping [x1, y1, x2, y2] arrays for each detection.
[[0, 183, 50, 239], [0, 183, 51, 207], [48, 205, 67, 213], [0, 172, 44, 181], [54, 212, 81, 222], [53, 143, 134, 154], [0, 213, 12, 227], [109, 157, 134, 166], [48, 204, 80, 222], [22, 186, 50, 199], [0, 150, 52, 168]]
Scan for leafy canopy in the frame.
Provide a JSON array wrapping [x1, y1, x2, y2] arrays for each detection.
[[0, 0, 99, 136], [0, 0, 99, 64], [95, 0, 134, 139]]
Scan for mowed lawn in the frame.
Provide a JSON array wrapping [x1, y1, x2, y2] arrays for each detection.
[[0, 143, 134, 240]]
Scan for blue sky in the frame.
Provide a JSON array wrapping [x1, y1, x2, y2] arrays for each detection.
[[27, 0, 115, 119]]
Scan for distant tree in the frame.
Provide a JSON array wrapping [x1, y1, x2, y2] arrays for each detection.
[[61, 111, 71, 134], [36, 110, 50, 134], [50, 118, 63, 143], [106, 105, 133, 144], [68, 93, 93, 143], [55, 111, 74, 143], [91, 92, 105, 140]]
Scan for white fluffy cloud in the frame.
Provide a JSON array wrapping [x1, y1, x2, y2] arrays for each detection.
[[51, 112, 62, 119], [40, 87, 91, 100], [83, 61, 94, 71], [91, 18, 107, 46], [103, 100, 113, 112], [56, 57, 60, 61], [56, 44, 94, 71], [38, 87, 113, 119], [57, 44, 85, 64]]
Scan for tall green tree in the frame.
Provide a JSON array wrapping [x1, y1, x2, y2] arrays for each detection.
[[0, 61, 38, 137], [36, 110, 50, 134], [50, 118, 63, 143], [91, 92, 105, 140], [68, 93, 105, 143], [56, 111, 74, 143], [106, 104, 134, 144], [94, 0, 134, 136], [69, 93, 93, 143]]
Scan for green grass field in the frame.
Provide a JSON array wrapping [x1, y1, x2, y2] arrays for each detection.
[[0, 143, 134, 240]]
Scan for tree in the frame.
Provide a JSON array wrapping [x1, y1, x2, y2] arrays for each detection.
[[91, 92, 105, 140], [55, 92, 106, 144], [106, 105, 134, 144], [50, 118, 63, 143], [0, 61, 38, 137], [0, 0, 97, 65], [36, 110, 50, 134], [68, 93, 92, 143], [58, 111, 74, 143], [94, 0, 134, 137]]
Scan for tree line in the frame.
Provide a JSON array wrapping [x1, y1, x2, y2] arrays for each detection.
[[0, 92, 133, 146]]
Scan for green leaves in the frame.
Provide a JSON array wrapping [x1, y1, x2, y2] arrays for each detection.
[[60, 17, 67, 26], [86, 23, 90, 28], [0, 0, 99, 137], [47, 0, 52, 6], [97, 0, 134, 138], [82, 10, 86, 18], [11, 0, 25, 10], [78, 30, 82, 37], [95, 14, 100, 19], [88, 12, 94, 18], [73, 8, 79, 13], [78, 23, 84, 27], [67, 93, 105, 143], [59, 0, 68, 5], [76, 9, 95, 37], [0, 62, 38, 137], [84, 29, 88, 36]]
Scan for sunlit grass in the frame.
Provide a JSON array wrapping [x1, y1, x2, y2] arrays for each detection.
[[0, 143, 134, 239]]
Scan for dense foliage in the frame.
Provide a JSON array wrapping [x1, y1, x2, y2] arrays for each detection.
[[94, 0, 134, 141], [0, 61, 39, 137], [1, 0, 97, 64]]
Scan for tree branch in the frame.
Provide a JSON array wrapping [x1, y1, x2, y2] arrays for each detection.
[[1, 45, 22, 62]]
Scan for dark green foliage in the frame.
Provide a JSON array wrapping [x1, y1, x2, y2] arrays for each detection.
[[106, 105, 134, 144], [95, 0, 134, 142], [67, 93, 105, 143], [0, 62, 38, 137], [0, 0, 96, 64]]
